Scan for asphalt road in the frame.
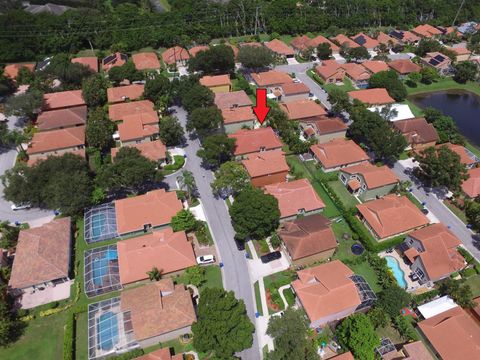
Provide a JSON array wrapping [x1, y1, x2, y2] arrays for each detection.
[[170, 106, 260, 360], [393, 161, 480, 260]]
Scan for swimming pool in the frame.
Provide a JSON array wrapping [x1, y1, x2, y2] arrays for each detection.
[[97, 311, 119, 351], [92, 250, 118, 286], [385, 256, 407, 289]]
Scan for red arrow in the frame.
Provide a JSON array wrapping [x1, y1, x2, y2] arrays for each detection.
[[253, 88, 270, 125]]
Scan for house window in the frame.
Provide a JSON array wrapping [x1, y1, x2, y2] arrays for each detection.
[[415, 268, 426, 280], [340, 174, 347, 184], [298, 208, 305, 214]]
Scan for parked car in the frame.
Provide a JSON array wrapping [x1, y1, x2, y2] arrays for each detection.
[[260, 251, 281, 264], [234, 239, 245, 251], [421, 208, 429, 215], [11, 203, 31, 211], [196, 255, 215, 265]]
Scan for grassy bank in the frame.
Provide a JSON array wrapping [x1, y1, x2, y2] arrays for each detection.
[[406, 78, 480, 97]]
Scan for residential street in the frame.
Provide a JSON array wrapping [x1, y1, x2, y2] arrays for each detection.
[[393, 160, 480, 260], [166, 106, 261, 360]]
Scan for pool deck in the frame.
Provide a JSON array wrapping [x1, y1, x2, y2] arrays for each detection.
[[379, 251, 427, 293]]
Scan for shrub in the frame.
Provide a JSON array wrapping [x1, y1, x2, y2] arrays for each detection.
[[270, 233, 282, 249], [458, 247, 475, 264], [461, 267, 477, 278], [163, 155, 185, 171], [475, 264, 480, 274], [412, 289, 439, 305], [63, 311, 75, 360], [110, 349, 145, 360], [392, 315, 418, 341]]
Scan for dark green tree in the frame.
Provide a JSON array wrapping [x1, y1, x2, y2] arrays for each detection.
[[197, 134, 235, 168], [238, 45, 275, 68], [343, 46, 370, 61], [15, 66, 35, 85], [415, 39, 442, 57], [466, 199, 480, 231], [433, 115, 464, 144], [86, 107, 114, 151], [143, 73, 171, 103], [368, 70, 407, 101], [367, 307, 389, 329], [188, 45, 235, 74], [180, 84, 214, 113], [187, 106, 222, 137], [158, 115, 184, 146], [336, 313, 380, 360], [171, 209, 198, 232], [420, 66, 439, 84], [108, 61, 143, 85], [328, 88, 351, 114], [377, 286, 411, 318], [46, 54, 93, 87], [211, 161, 251, 197], [317, 43, 332, 60], [230, 187, 280, 240], [0, 74, 15, 96], [192, 288, 254, 358], [82, 74, 108, 107], [438, 278, 474, 308], [453, 61, 478, 84], [0, 221, 20, 249], [4, 89, 44, 120]]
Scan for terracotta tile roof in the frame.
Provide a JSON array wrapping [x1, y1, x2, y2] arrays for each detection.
[[3, 63, 35, 79], [447, 46, 471, 56], [278, 214, 336, 260], [107, 84, 145, 103], [188, 45, 209, 57], [199, 74, 231, 88], [393, 117, 439, 145], [162, 46, 190, 65], [401, 341, 434, 360], [242, 149, 289, 178], [348, 88, 395, 105], [111, 140, 166, 162], [102, 52, 127, 71], [27, 126, 85, 155], [331, 352, 355, 360], [265, 179, 325, 219], [108, 100, 155, 121], [302, 117, 348, 135], [120, 280, 196, 341], [393, 30, 421, 43], [342, 62, 372, 81], [404, 247, 420, 264], [117, 116, 159, 142], [439, 143, 476, 166], [308, 35, 339, 52], [356, 194, 430, 239], [36, 105, 87, 131], [409, 223, 465, 280], [9, 218, 71, 289], [251, 70, 293, 87], [412, 24, 442, 38], [361, 60, 389, 74], [291, 35, 312, 51], [352, 33, 379, 49], [43, 90, 85, 110], [264, 39, 294, 56], [418, 306, 480, 359], [117, 228, 196, 284], [131, 52, 161, 70], [281, 82, 310, 95], [315, 60, 344, 80], [135, 348, 183, 360], [214, 90, 252, 109], [462, 167, 480, 198], [292, 260, 361, 323], [114, 189, 183, 235], [221, 107, 255, 124], [310, 138, 369, 170], [331, 34, 360, 48], [71, 57, 98, 72], [347, 179, 361, 191], [376, 32, 399, 46], [423, 52, 451, 68], [388, 59, 421, 74], [342, 163, 399, 189], [228, 127, 283, 156], [280, 99, 326, 120]]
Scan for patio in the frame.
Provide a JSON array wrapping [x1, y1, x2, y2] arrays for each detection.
[[19, 280, 73, 309]]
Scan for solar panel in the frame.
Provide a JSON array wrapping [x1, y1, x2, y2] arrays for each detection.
[[103, 54, 116, 65], [355, 35, 366, 46], [429, 59, 439, 66], [434, 54, 445, 62], [390, 31, 402, 39]]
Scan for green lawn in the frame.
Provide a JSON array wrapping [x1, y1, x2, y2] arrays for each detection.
[[443, 200, 468, 224], [75, 312, 88, 360], [328, 180, 359, 209], [348, 261, 382, 293], [176, 265, 223, 294], [405, 78, 480, 97], [463, 274, 480, 298], [0, 312, 67, 360], [376, 321, 404, 344], [324, 77, 355, 93], [406, 192, 424, 210], [263, 270, 296, 314], [254, 281, 264, 316]]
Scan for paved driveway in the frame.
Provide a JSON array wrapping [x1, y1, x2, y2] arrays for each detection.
[[171, 107, 260, 360]]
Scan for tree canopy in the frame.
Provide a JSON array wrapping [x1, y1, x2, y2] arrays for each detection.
[[158, 115, 184, 146], [238, 45, 275, 69], [188, 45, 235, 74], [86, 107, 114, 151], [143, 73, 171, 105], [197, 134, 236, 168], [377, 286, 411, 318], [317, 43, 332, 60], [211, 161, 251, 197], [4, 89, 44, 120], [171, 209, 198, 232], [336, 313, 380, 360], [466, 199, 480, 232], [46, 53, 93, 88], [186, 106, 223, 137], [178, 83, 215, 113], [82, 74, 108, 107], [107, 61, 143, 85], [368, 70, 407, 102], [453, 61, 478, 84]]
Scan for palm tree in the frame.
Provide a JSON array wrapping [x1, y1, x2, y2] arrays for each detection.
[[147, 267, 162, 281], [177, 170, 197, 203]]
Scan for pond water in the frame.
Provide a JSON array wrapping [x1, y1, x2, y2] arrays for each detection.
[[410, 90, 480, 147]]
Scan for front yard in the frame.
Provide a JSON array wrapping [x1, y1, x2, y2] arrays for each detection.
[[328, 180, 359, 209], [263, 270, 297, 314]]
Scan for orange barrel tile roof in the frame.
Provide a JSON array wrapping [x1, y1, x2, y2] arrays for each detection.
[[331, 352, 355, 360], [9, 217, 71, 289], [108, 100, 155, 122], [27, 149, 86, 167], [393, 117, 439, 145], [26, 126, 85, 155], [71, 57, 98, 72], [221, 106, 255, 124], [43, 90, 86, 110], [310, 138, 369, 170], [304, 117, 348, 135], [111, 140, 167, 162], [351, 33, 380, 49], [342, 163, 399, 189], [412, 24, 442, 38], [307, 35, 340, 52], [347, 179, 361, 191], [264, 39, 295, 56], [135, 348, 183, 360], [36, 105, 87, 131], [388, 59, 421, 75], [117, 228, 196, 284], [162, 46, 190, 65], [228, 127, 283, 156], [462, 167, 480, 198], [264, 179, 325, 219], [361, 60, 389, 74], [102, 52, 127, 71], [281, 82, 310, 96], [292, 260, 361, 323], [114, 189, 183, 235], [251, 70, 293, 87], [214, 90, 252, 109], [280, 99, 327, 120], [199, 74, 231, 88], [107, 84, 145, 103], [356, 194, 430, 239], [341, 62, 372, 82], [348, 88, 395, 105], [188, 45, 209, 57], [242, 149, 289, 179], [277, 214, 336, 260], [401, 341, 434, 360], [131, 52, 161, 70], [3, 63, 35, 79], [331, 34, 360, 48], [376, 32, 400, 46], [117, 115, 159, 142], [315, 60, 343, 80], [290, 35, 312, 51], [447, 46, 471, 56]]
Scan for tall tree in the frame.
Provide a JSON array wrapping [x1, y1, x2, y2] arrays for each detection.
[[158, 115, 184, 146], [368, 70, 407, 101], [46, 53, 93, 87], [82, 74, 108, 107], [377, 286, 411, 318], [144, 73, 171, 105], [171, 209, 198, 232], [4, 90, 44, 120], [180, 84, 214, 113], [453, 61, 478, 84], [211, 161, 251, 197], [108, 61, 143, 85], [86, 107, 114, 151], [328, 88, 351, 114], [186, 106, 223, 137], [336, 313, 380, 360], [238, 45, 275, 69], [317, 43, 332, 60], [197, 134, 235, 168], [192, 288, 254, 358], [188, 45, 235, 74], [177, 170, 197, 202], [466, 199, 480, 231]]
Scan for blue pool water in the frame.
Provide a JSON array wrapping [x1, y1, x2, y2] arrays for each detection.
[[92, 213, 106, 239], [385, 256, 407, 289], [97, 312, 119, 351], [92, 250, 117, 286]]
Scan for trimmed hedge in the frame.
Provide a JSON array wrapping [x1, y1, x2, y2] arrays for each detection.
[[458, 247, 475, 264], [110, 349, 145, 360], [412, 289, 440, 306], [461, 267, 477, 278], [63, 311, 75, 360]]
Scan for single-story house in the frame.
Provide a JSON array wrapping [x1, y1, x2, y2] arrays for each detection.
[[132, 52, 161, 71], [214, 90, 252, 110], [290, 35, 313, 53], [162, 46, 190, 67], [36, 105, 87, 131], [199, 74, 231, 93], [250, 70, 293, 93], [71, 57, 98, 73], [393, 117, 439, 151], [388, 59, 421, 78], [367, 103, 415, 122], [300, 117, 347, 144], [221, 107, 256, 134], [341, 63, 371, 88], [348, 88, 395, 106], [422, 52, 452, 76], [310, 138, 370, 172], [439, 143, 478, 168], [107, 84, 145, 104], [418, 306, 480, 360], [43, 90, 86, 111], [292, 260, 375, 328], [376, 32, 400, 48], [330, 353, 354, 360], [278, 214, 337, 266], [228, 127, 283, 157], [356, 194, 430, 240], [315, 60, 345, 84], [308, 35, 340, 55], [242, 149, 289, 187], [447, 46, 472, 62], [117, 228, 196, 285], [136, 348, 183, 360], [403, 223, 465, 284], [389, 30, 420, 45], [264, 179, 325, 221], [111, 140, 167, 164], [264, 39, 295, 58], [361, 60, 389, 75], [188, 45, 209, 58], [27, 126, 85, 165], [462, 167, 480, 198], [3, 63, 36, 80], [280, 99, 327, 121], [102, 52, 128, 72], [412, 24, 443, 38], [108, 100, 156, 122], [339, 163, 399, 201], [8, 218, 72, 306], [351, 33, 379, 51], [280, 82, 310, 103], [330, 34, 360, 49], [117, 113, 159, 146], [120, 279, 196, 348], [114, 189, 183, 236], [393, 341, 434, 360]]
